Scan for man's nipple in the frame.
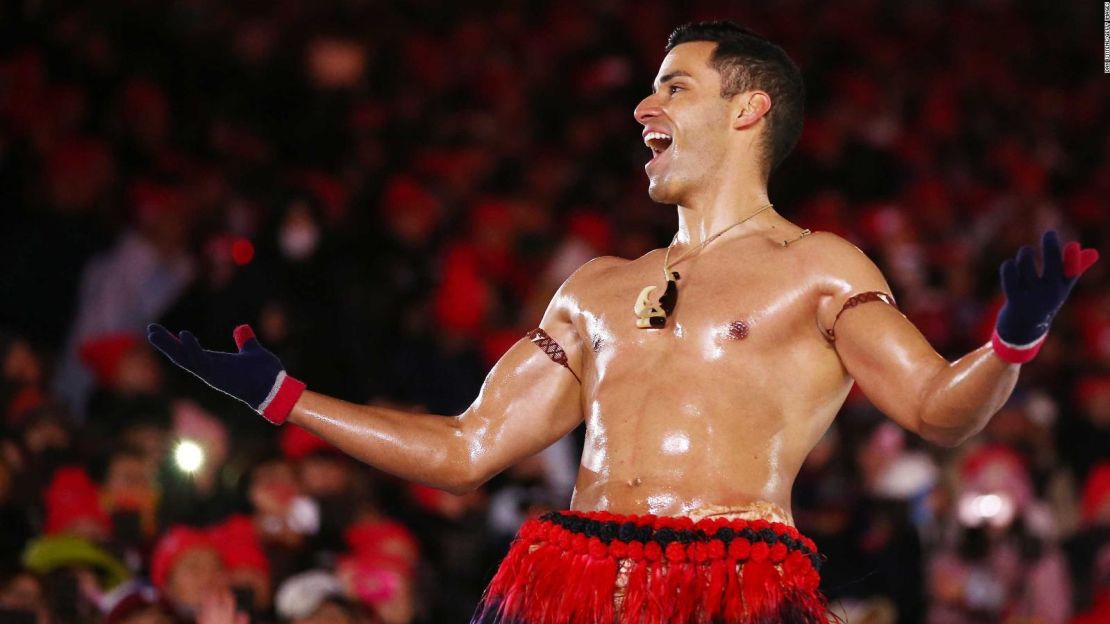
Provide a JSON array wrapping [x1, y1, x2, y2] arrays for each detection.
[[626, 477, 642, 488]]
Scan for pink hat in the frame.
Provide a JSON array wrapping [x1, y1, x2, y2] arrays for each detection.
[[43, 466, 109, 536], [78, 332, 140, 388], [209, 514, 270, 578], [959, 444, 1033, 509], [150, 525, 217, 589]]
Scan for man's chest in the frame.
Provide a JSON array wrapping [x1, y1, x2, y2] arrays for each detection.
[[574, 257, 825, 369]]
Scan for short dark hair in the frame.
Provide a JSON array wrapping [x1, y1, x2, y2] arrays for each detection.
[[666, 20, 805, 179]]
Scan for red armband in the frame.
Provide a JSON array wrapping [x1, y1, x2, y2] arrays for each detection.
[[823, 291, 899, 342], [526, 328, 581, 383]]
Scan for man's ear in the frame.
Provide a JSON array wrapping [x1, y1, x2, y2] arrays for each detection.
[[732, 91, 771, 130]]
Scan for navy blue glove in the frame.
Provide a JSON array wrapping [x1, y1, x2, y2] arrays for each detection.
[[992, 230, 1099, 363], [147, 323, 305, 424]]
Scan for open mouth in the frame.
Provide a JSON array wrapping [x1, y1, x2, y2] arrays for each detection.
[[644, 131, 673, 160]]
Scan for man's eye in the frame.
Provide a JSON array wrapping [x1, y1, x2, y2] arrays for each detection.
[[669, 85, 682, 94]]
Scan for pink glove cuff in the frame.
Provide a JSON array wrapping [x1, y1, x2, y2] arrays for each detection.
[[990, 327, 1047, 364], [258, 371, 307, 425]]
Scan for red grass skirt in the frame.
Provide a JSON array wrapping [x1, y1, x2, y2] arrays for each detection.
[[470, 510, 829, 624]]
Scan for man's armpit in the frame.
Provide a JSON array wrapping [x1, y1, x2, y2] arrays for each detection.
[[526, 328, 582, 383]]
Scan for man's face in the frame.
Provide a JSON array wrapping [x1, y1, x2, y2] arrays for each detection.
[[166, 548, 225, 611], [105, 455, 154, 492], [634, 41, 734, 204]]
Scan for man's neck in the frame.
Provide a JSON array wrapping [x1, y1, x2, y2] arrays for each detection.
[[674, 179, 773, 248]]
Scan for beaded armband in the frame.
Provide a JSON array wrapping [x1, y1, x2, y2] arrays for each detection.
[[526, 328, 581, 383], [823, 291, 898, 342]]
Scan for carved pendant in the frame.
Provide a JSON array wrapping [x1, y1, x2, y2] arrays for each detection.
[[633, 273, 679, 328]]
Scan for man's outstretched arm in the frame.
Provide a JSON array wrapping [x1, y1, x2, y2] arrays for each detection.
[[150, 259, 604, 494], [815, 231, 1098, 448]]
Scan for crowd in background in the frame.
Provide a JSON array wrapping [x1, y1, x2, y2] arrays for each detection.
[[0, 0, 1107, 622]]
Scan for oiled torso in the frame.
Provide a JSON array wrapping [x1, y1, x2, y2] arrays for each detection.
[[567, 229, 854, 523]]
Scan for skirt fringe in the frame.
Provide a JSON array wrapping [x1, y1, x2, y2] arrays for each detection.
[[471, 510, 830, 624]]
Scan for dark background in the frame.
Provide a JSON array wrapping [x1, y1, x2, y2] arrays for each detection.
[[0, 1, 1107, 622]]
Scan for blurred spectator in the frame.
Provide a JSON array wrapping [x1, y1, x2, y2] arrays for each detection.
[[0, 568, 49, 624], [927, 445, 1072, 623], [337, 519, 418, 624], [101, 585, 176, 624], [210, 515, 273, 619], [22, 533, 132, 619], [0, 331, 46, 428], [246, 455, 319, 585], [157, 401, 240, 529], [0, 455, 34, 564], [275, 570, 380, 624], [1067, 462, 1110, 619], [53, 183, 195, 416], [150, 526, 227, 619]]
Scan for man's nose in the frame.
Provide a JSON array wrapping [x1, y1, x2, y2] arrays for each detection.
[[634, 94, 662, 126]]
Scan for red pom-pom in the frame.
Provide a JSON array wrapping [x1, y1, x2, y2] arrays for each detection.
[[783, 551, 808, 576], [627, 541, 644, 561], [708, 539, 726, 560], [751, 519, 770, 531], [770, 542, 789, 562], [644, 542, 662, 561], [665, 542, 686, 563], [537, 523, 553, 541], [572, 533, 589, 554], [728, 538, 751, 560], [804, 568, 821, 591], [690, 542, 708, 563], [520, 520, 537, 540], [609, 541, 629, 558], [695, 518, 717, 533], [750, 541, 770, 562], [557, 532, 572, 549], [588, 537, 607, 559]]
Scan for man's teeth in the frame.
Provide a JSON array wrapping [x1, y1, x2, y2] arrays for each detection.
[[644, 132, 673, 150]]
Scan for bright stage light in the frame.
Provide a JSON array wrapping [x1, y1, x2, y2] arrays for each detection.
[[174, 439, 205, 474]]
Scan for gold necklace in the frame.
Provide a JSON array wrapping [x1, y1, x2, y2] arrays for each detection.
[[633, 203, 774, 329]]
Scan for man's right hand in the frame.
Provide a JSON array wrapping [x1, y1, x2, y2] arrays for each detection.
[[147, 323, 306, 425]]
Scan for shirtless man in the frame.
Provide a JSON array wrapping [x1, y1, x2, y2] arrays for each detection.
[[148, 20, 1098, 624]]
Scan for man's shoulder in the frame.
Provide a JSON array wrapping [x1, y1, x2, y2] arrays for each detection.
[[551, 254, 651, 308], [783, 229, 861, 256], [791, 231, 892, 307], [580, 254, 633, 274], [782, 230, 881, 277], [564, 254, 633, 287], [540, 255, 631, 324]]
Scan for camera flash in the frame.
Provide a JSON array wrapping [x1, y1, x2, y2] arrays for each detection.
[[174, 439, 205, 473]]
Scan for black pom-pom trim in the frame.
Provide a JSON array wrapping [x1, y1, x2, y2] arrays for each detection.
[[541, 512, 817, 559]]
